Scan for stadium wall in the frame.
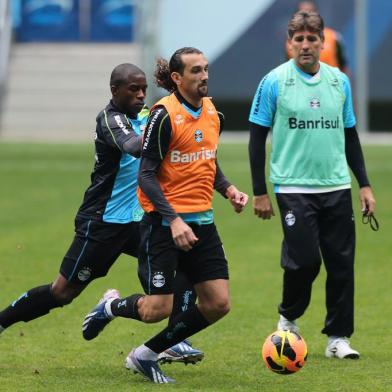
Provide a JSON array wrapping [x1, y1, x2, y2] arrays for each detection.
[[0, 0, 12, 119], [157, 0, 392, 131]]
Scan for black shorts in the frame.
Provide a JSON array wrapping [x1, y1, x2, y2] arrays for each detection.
[[138, 213, 229, 295], [60, 218, 140, 284]]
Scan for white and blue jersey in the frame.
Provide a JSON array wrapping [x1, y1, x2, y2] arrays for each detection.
[[77, 101, 147, 223]]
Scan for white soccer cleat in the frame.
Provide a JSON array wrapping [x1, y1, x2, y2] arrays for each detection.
[[158, 340, 204, 364], [125, 349, 175, 383], [325, 337, 360, 359], [101, 289, 120, 303], [277, 315, 300, 333], [82, 289, 120, 340]]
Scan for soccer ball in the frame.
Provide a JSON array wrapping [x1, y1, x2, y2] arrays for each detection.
[[262, 330, 308, 375]]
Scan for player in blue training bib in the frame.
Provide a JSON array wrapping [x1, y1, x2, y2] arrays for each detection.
[[248, 10, 376, 360]]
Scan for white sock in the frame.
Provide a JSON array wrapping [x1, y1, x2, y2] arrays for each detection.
[[280, 315, 295, 323], [328, 335, 343, 344], [134, 344, 159, 361], [104, 298, 116, 319]]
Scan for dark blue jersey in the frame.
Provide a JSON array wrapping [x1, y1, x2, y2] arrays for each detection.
[[76, 101, 148, 223]]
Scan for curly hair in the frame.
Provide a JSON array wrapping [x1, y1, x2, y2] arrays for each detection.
[[154, 57, 175, 92], [154, 47, 203, 92]]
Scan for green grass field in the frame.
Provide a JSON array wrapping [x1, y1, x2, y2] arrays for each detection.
[[0, 142, 391, 392]]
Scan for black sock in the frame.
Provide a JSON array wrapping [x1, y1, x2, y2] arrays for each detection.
[[0, 284, 62, 328], [110, 294, 144, 320], [145, 305, 209, 353], [169, 270, 196, 324]]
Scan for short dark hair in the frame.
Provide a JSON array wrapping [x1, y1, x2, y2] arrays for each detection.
[[154, 47, 203, 92], [169, 47, 202, 75], [287, 11, 324, 40], [110, 63, 144, 87]]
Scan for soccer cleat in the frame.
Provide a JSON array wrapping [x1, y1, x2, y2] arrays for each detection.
[[277, 315, 300, 333], [125, 349, 175, 383], [158, 340, 204, 364], [82, 289, 120, 341], [325, 337, 360, 359]]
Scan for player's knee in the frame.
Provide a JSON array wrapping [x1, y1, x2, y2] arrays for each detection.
[[141, 311, 166, 323], [51, 285, 78, 305], [139, 298, 172, 323], [140, 307, 171, 323], [51, 275, 86, 305], [51, 290, 74, 305], [199, 297, 230, 322], [213, 298, 231, 318]]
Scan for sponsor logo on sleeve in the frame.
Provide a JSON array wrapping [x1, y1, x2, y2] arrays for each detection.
[[253, 76, 268, 115], [143, 108, 162, 150], [114, 115, 130, 135]]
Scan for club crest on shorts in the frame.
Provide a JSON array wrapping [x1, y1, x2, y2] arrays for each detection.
[[78, 267, 92, 282], [194, 129, 203, 143], [152, 272, 166, 288], [285, 211, 296, 227]]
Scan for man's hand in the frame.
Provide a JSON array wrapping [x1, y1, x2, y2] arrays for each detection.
[[253, 194, 275, 219], [359, 186, 376, 216], [226, 185, 249, 213], [169, 216, 198, 251]]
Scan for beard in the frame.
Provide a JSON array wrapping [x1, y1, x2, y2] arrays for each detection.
[[198, 84, 208, 97]]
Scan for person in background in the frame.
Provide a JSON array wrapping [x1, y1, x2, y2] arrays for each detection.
[[249, 12, 375, 359], [286, 1, 349, 73]]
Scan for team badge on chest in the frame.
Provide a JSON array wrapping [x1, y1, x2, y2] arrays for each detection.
[[310, 97, 320, 109], [194, 129, 203, 143]]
